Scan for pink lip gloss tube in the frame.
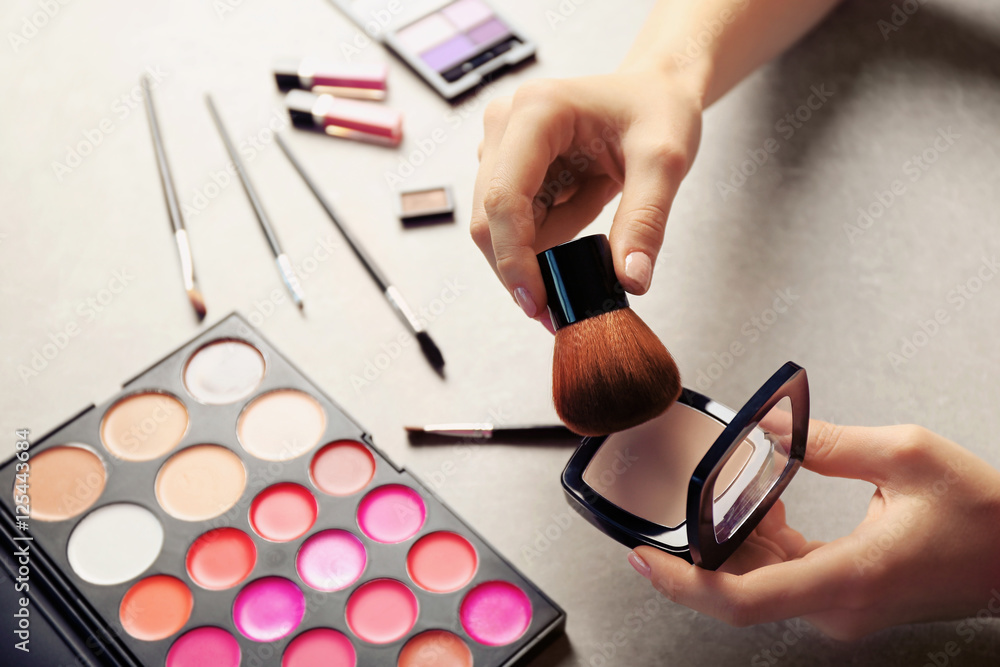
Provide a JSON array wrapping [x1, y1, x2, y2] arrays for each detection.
[[275, 58, 388, 100], [285, 90, 403, 147]]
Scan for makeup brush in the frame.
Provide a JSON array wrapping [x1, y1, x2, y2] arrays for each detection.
[[404, 423, 578, 440], [275, 133, 445, 375], [205, 95, 305, 310], [141, 76, 206, 321], [537, 234, 682, 436]]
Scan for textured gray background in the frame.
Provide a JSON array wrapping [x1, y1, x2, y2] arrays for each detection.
[[3, 0, 1000, 665]]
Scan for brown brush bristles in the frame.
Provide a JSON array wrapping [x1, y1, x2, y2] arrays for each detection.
[[552, 308, 682, 436]]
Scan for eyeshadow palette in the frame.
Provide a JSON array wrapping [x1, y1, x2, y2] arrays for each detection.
[[0, 313, 564, 666], [331, 0, 536, 100]]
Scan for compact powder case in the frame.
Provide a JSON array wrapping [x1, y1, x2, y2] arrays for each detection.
[[0, 313, 564, 666], [562, 363, 809, 570]]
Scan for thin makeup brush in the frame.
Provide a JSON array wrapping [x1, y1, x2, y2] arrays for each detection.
[[405, 423, 578, 442], [275, 133, 446, 375], [141, 76, 206, 321], [205, 95, 305, 310], [538, 234, 682, 436]]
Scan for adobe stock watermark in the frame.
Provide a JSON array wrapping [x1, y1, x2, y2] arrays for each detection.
[[716, 84, 834, 201], [694, 288, 799, 391], [384, 79, 500, 189], [7, 0, 73, 53], [17, 268, 136, 384], [670, 0, 751, 70], [183, 108, 288, 218], [877, 0, 928, 41], [854, 457, 968, 574], [586, 590, 669, 667], [339, 0, 403, 61], [844, 127, 960, 243], [888, 256, 998, 370], [51, 66, 169, 182], [350, 277, 468, 392], [750, 619, 813, 666], [243, 233, 344, 326]]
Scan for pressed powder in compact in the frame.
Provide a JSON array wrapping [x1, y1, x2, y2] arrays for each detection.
[[582, 402, 753, 527], [101, 392, 188, 461], [183, 339, 265, 404], [397, 186, 455, 225], [237, 389, 326, 461], [22, 444, 106, 521]]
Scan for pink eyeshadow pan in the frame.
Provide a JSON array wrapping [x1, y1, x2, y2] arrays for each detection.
[[310, 440, 376, 496], [166, 627, 240, 667], [296, 530, 367, 592], [357, 484, 426, 543], [283, 628, 356, 667], [460, 581, 532, 646], [250, 482, 318, 542], [346, 579, 418, 644], [233, 576, 306, 642], [442, 0, 493, 30]]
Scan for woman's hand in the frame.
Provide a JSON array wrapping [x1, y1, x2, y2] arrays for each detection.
[[470, 67, 705, 326], [628, 421, 1000, 640]]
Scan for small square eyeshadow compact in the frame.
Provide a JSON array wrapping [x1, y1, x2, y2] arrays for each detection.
[[0, 313, 564, 666], [328, 0, 536, 100]]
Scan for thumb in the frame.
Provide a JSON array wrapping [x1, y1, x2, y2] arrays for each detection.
[[608, 141, 687, 295]]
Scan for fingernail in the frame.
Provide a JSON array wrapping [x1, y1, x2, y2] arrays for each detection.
[[535, 310, 556, 335], [628, 551, 651, 578], [624, 251, 652, 293], [513, 287, 537, 318]]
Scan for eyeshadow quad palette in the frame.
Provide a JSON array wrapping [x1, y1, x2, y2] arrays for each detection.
[[0, 313, 564, 666]]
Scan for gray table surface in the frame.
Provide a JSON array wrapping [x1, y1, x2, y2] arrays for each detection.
[[3, 0, 1000, 664]]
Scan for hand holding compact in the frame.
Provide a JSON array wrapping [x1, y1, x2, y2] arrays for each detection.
[[629, 421, 1000, 640]]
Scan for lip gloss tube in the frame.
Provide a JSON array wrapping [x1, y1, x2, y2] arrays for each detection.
[[274, 58, 388, 100], [284, 90, 403, 147]]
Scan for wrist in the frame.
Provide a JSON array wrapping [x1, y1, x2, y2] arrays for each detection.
[[616, 55, 712, 111]]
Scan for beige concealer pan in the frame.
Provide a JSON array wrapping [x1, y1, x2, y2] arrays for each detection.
[[19, 444, 107, 522], [101, 391, 189, 462], [237, 389, 327, 461]]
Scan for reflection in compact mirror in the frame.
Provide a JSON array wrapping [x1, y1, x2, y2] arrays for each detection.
[[711, 396, 793, 543]]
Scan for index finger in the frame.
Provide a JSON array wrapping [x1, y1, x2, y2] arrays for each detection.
[[481, 90, 575, 317]]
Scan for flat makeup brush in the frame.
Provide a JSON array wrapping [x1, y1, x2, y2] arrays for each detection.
[[141, 76, 206, 321], [537, 234, 682, 436], [275, 133, 445, 375], [403, 422, 580, 444], [205, 95, 305, 310]]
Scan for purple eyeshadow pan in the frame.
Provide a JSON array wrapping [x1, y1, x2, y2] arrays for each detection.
[[421, 34, 478, 73]]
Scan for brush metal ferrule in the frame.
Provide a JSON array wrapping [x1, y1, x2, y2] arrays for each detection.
[[385, 285, 424, 334], [276, 253, 305, 308], [537, 233, 629, 330], [175, 229, 195, 291]]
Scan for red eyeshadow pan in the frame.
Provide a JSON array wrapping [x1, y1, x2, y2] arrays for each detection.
[[250, 482, 318, 542], [186, 527, 257, 590], [346, 579, 418, 644]]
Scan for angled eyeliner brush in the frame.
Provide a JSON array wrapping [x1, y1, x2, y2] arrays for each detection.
[[275, 133, 445, 375], [141, 76, 206, 321], [205, 95, 305, 310]]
